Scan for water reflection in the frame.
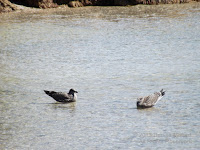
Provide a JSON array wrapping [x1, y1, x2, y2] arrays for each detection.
[[51, 102, 76, 110]]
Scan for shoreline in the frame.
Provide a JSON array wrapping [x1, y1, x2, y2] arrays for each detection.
[[0, 2, 199, 21], [0, 0, 199, 14]]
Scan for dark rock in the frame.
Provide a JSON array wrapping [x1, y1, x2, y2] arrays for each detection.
[[114, 0, 131, 5], [56, 0, 71, 5]]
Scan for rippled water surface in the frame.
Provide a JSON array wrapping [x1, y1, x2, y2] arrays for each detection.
[[0, 3, 200, 149]]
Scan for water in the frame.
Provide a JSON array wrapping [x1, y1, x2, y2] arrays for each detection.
[[0, 3, 200, 149]]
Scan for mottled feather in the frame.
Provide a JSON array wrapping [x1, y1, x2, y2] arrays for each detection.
[[137, 89, 165, 108]]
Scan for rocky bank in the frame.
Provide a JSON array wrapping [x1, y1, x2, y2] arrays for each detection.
[[0, 0, 17, 12], [0, 0, 199, 13]]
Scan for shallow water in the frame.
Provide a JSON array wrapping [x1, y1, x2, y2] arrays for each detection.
[[0, 3, 200, 149]]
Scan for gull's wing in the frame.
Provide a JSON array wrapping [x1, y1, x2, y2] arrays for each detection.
[[50, 92, 71, 101], [139, 92, 161, 107]]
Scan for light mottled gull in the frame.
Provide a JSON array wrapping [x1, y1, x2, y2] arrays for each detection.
[[137, 89, 166, 109], [44, 89, 78, 103]]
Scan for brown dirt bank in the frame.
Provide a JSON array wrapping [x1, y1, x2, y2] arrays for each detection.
[[0, 0, 199, 13]]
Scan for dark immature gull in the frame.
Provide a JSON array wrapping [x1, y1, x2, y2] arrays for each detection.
[[44, 89, 78, 103], [137, 89, 165, 109]]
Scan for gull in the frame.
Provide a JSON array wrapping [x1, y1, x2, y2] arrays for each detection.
[[44, 89, 78, 103], [137, 89, 165, 108]]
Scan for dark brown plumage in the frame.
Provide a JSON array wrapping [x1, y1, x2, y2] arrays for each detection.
[[44, 89, 78, 103]]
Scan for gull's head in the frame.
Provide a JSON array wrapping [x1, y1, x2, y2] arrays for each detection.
[[160, 89, 165, 96], [69, 89, 78, 94]]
